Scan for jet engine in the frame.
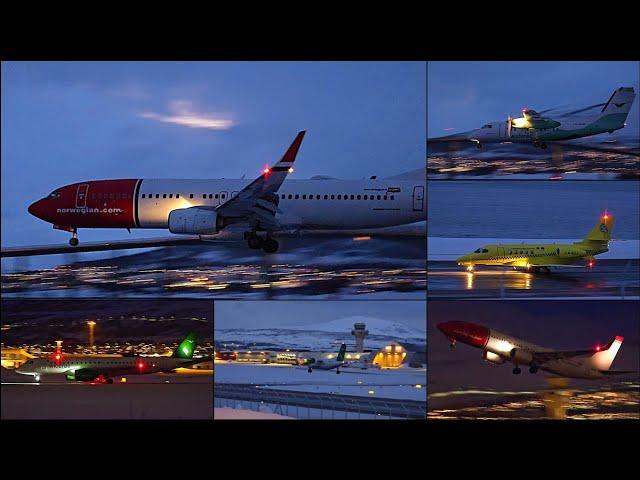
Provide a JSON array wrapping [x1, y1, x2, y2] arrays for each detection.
[[483, 351, 505, 364], [168, 207, 222, 235], [509, 348, 533, 364]]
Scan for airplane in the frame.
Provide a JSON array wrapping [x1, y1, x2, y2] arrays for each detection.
[[305, 343, 347, 374], [429, 87, 637, 150], [26, 131, 426, 254], [15, 333, 206, 383], [456, 212, 614, 274], [437, 321, 631, 379]]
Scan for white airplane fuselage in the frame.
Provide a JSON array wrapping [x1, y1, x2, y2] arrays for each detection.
[[29, 178, 426, 233]]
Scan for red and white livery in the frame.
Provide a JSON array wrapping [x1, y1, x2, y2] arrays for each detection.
[[28, 131, 426, 253], [438, 321, 629, 379]]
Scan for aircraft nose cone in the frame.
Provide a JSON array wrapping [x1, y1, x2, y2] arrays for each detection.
[[28, 199, 47, 220], [437, 321, 456, 337]]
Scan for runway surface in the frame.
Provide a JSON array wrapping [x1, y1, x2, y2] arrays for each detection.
[[1, 373, 213, 420], [428, 259, 639, 298]]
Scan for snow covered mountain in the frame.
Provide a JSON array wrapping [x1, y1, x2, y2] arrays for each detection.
[[215, 316, 425, 351]]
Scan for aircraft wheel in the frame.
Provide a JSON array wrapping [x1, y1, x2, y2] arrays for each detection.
[[529, 366, 538, 374], [513, 367, 521, 375], [476, 143, 482, 149], [449, 342, 455, 350], [336, 370, 341, 374], [263, 237, 279, 254], [69, 237, 79, 246], [247, 234, 263, 250], [107, 378, 114, 384], [307, 368, 312, 373]]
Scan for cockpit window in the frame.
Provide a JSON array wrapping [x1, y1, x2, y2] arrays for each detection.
[[474, 248, 482, 253], [482, 124, 492, 129], [49, 191, 62, 198], [482, 249, 489, 253]]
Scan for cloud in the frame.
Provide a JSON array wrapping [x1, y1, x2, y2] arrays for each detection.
[[139, 100, 234, 130]]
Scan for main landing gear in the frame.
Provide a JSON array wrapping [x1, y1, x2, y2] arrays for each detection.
[[512, 366, 522, 375], [533, 141, 548, 149], [246, 231, 279, 253], [530, 266, 551, 274]]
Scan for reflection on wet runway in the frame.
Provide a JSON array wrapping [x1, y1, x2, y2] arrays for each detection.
[[428, 260, 639, 298]]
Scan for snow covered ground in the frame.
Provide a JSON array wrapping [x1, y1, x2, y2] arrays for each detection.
[[214, 407, 293, 420], [428, 237, 640, 261], [214, 363, 427, 401], [215, 315, 426, 351]]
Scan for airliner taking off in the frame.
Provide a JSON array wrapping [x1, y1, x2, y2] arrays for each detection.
[[15, 333, 205, 383], [438, 321, 630, 379], [430, 87, 636, 150], [457, 212, 614, 273], [27, 131, 426, 253]]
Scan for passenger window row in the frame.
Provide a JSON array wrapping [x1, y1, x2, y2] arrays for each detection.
[[280, 194, 395, 201], [141, 193, 228, 200]]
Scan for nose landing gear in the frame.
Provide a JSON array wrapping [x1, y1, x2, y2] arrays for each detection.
[[69, 230, 79, 246]]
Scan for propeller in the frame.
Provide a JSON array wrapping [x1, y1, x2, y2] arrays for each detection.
[[506, 115, 513, 137]]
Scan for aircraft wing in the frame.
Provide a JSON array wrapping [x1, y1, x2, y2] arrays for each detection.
[[531, 350, 595, 363], [215, 131, 305, 230]]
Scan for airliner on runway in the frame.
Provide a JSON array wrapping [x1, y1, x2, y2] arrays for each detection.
[[438, 321, 630, 379], [305, 343, 347, 374], [27, 131, 426, 253], [15, 333, 205, 383]]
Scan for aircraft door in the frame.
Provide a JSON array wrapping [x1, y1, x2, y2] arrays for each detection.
[[76, 184, 89, 208], [412, 186, 424, 211]]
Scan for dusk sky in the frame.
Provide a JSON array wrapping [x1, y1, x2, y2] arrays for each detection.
[[428, 61, 639, 138], [1, 61, 425, 247], [215, 300, 426, 331]]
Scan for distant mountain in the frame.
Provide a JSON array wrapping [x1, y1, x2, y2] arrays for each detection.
[[215, 316, 425, 351], [281, 315, 425, 338]]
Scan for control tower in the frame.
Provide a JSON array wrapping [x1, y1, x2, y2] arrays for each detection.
[[351, 322, 369, 353]]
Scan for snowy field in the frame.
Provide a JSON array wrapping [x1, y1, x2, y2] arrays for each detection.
[[214, 363, 427, 401]]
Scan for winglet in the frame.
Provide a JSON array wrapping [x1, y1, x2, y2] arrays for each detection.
[[273, 131, 306, 170]]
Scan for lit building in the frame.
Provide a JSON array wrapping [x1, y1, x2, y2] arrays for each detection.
[[351, 322, 369, 353], [371, 342, 406, 368]]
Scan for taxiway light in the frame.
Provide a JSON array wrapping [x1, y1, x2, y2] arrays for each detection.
[[121, 377, 127, 383], [415, 384, 423, 389], [368, 390, 375, 395]]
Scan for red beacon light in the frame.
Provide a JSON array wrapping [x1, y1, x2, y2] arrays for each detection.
[[137, 361, 144, 370], [595, 344, 601, 352], [262, 167, 271, 175], [53, 352, 63, 366]]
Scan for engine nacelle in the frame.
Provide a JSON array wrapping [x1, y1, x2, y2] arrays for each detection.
[[168, 207, 221, 235], [483, 351, 504, 364], [509, 348, 533, 365]]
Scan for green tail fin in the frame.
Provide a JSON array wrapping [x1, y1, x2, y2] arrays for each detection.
[[336, 343, 347, 362], [582, 213, 614, 244], [172, 333, 197, 359]]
